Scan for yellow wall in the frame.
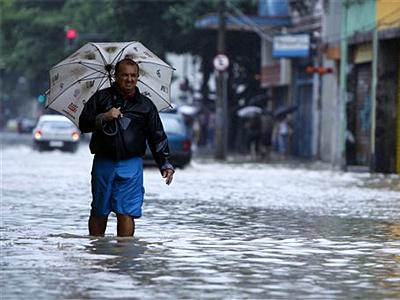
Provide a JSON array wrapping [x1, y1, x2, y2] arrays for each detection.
[[377, 0, 400, 29]]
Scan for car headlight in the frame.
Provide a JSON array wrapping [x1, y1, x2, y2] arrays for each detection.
[[71, 132, 80, 141], [34, 130, 42, 140]]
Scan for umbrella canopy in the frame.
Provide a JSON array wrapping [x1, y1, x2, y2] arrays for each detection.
[[46, 41, 174, 126], [237, 105, 262, 118]]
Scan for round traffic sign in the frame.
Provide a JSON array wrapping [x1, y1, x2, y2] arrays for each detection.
[[213, 54, 230, 71]]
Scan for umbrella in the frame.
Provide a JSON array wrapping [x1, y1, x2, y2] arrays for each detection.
[[177, 105, 200, 116], [273, 105, 298, 118], [45, 41, 174, 126], [237, 105, 262, 118]]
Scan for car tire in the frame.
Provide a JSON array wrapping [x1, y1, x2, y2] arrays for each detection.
[[66, 145, 78, 153]]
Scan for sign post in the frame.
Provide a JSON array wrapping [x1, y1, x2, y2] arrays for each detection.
[[213, 54, 229, 159], [213, 54, 230, 72], [214, 54, 229, 160], [214, 0, 228, 160]]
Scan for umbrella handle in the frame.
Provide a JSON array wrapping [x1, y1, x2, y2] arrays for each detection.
[[102, 119, 118, 136]]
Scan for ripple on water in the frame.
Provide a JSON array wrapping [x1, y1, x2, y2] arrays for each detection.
[[3, 146, 400, 299]]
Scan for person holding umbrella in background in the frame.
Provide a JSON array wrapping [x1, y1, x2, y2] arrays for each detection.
[[79, 58, 174, 237]]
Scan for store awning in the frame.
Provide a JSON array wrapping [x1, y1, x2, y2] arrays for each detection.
[[195, 13, 291, 31]]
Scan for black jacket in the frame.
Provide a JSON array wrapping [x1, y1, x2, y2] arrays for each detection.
[[79, 85, 173, 172]]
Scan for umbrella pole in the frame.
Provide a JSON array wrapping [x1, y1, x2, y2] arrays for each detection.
[[105, 64, 113, 86]]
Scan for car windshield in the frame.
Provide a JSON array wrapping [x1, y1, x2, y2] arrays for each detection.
[[160, 115, 185, 134], [40, 121, 75, 129]]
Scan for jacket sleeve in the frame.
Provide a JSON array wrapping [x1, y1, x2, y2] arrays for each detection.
[[79, 93, 104, 133], [146, 104, 174, 173]]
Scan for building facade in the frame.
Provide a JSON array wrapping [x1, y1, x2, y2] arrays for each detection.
[[340, 0, 400, 173]]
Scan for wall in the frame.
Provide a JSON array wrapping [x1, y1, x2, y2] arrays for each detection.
[[376, 0, 400, 29], [345, 0, 376, 36]]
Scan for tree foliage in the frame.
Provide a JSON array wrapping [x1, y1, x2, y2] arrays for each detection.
[[1, 0, 261, 113]]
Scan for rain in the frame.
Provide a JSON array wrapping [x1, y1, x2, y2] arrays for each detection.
[[2, 0, 400, 299]]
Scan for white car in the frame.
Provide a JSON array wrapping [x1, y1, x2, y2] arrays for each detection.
[[32, 115, 80, 152]]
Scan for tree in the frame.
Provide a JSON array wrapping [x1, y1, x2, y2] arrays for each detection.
[[1, 0, 66, 110], [0, 0, 261, 117], [109, 0, 261, 106]]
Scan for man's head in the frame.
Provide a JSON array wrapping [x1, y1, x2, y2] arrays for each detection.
[[114, 59, 140, 95]]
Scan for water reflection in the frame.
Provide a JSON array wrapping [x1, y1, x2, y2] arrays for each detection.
[[79, 208, 400, 299], [86, 237, 147, 258], [2, 146, 400, 299], [84, 237, 148, 273]]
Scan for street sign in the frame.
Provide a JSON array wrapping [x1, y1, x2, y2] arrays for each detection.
[[213, 54, 230, 71], [272, 34, 310, 58]]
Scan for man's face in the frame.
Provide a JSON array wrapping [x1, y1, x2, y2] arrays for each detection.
[[115, 63, 139, 95]]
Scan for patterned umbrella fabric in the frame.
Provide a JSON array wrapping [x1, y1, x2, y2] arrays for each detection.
[[46, 42, 174, 126]]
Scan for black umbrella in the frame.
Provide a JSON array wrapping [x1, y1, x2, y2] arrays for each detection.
[[237, 105, 263, 118], [273, 105, 298, 118]]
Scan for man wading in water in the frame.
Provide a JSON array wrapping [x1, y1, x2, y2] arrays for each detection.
[[79, 58, 174, 237]]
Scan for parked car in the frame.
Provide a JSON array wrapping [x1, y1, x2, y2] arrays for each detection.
[[17, 116, 37, 133], [32, 115, 80, 152], [144, 112, 192, 168]]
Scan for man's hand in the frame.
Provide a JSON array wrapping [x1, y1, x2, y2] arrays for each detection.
[[103, 107, 123, 122], [162, 168, 174, 185]]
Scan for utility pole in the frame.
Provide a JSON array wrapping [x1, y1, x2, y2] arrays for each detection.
[[370, 27, 378, 172], [315, 32, 323, 161], [215, 0, 228, 160], [337, 2, 348, 171]]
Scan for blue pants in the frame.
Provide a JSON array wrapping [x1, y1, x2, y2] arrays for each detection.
[[278, 134, 289, 154], [91, 156, 145, 218]]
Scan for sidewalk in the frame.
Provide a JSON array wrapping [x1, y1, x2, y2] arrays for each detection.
[[192, 145, 333, 171]]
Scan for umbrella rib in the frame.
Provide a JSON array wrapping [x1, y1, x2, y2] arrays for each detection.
[[111, 47, 126, 66], [138, 79, 171, 108], [76, 70, 107, 81], [51, 61, 104, 70], [138, 61, 174, 70], [78, 75, 108, 81], [96, 76, 110, 92], [110, 41, 138, 66], [46, 71, 106, 108], [90, 43, 108, 66], [78, 62, 108, 76], [50, 61, 108, 78]]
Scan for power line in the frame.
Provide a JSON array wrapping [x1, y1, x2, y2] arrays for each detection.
[[225, 0, 399, 46], [226, 0, 274, 42], [225, 12, 277, 41]]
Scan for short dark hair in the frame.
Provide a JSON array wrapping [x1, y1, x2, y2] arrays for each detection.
[[114, 58, 140, 75]]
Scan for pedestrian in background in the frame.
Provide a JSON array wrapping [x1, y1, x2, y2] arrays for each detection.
[[274, 115, 292, 157], [247, 116, 262, 159], [79, 58, 174, 237], [260, 112, 274, 159], [207, 111, 216, 149]]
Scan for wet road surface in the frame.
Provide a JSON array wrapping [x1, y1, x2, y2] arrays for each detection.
[[2, 144, 400, 299]]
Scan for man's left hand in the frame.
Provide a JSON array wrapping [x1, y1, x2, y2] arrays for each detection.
[[162, 169, 174, 185]]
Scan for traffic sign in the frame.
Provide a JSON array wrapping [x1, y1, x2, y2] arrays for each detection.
[[213, 54, 229, 71]]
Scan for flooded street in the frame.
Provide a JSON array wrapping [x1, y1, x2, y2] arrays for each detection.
[[2, 144, 400, 299]]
